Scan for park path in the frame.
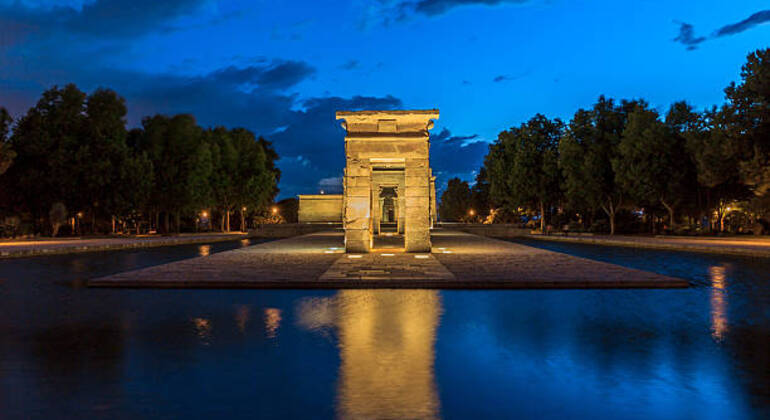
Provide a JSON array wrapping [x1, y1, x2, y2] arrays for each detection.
[[89, 229, 687, 289], [0, 232, 249, 258], [526, 233, 770, 258]]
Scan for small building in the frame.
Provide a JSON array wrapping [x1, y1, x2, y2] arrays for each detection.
[[297, 194, 343, 223]]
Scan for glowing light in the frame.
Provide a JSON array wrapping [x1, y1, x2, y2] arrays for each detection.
[[272, 206, 278, 214], [469, 209, 475, 216], [77, 212, 83, 218], [381, 253, 395, 257], [442, 250, 453, 254], [201, 211, 208, 218], [414, 255, 429, 259], [348, 254, 363, 259], [242, 206, 247, 212], [198, 245, 211, 257]]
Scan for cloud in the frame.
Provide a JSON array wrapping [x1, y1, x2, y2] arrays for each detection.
[[673, 22, 706, 50], [674, 10, 770, 50], [403, 0, 529, 17], [359, 0, 529, 26], [715, 10, 770, 37], [492, 71, 529, 83], [340, 60, 360, 70], [0, 0, 211, 41], [429, 128, 489, 195], [269, 94, 403, 198]]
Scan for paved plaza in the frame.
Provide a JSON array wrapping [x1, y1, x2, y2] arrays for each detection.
[[89, 229, 688, 289]]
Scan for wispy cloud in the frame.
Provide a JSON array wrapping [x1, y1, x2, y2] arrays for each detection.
[[674, 10, 770, 50], [359, 0, 530, 27]]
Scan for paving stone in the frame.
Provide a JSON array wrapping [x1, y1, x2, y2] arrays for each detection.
[[88, 229, 687, 289]]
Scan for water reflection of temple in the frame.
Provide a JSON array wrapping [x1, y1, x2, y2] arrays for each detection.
[[296, 290, 442, 419], [710, 265, 728, 341]]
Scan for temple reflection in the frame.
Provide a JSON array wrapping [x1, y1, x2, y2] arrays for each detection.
[[710, 265, 728, 341], [296, 290, 442, 420]]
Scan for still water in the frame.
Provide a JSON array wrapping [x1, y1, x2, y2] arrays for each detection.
[[0, 238, 769, 419]]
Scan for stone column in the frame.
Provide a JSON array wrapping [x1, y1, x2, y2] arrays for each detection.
[[404, 158, 431, 252], [372, 187, 381, 235], [429, 172, 437, 228], [344, 159, 372, 253]]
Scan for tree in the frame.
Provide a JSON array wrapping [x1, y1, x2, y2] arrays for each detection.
[[614, 104, 689, 230], [49, 202, 67, 237], [560, 97, 643, 235], [685, 106, 751, 230], [486, 114, 563, 232], [137, 114, 208, 233], [77, 88, 132, 232], [5, 84, 87, 229], [724, 49, 770, 208], [231, 130, 276, 231], [439, 178, 472, 221], [471, 166, 491, 220], [0, 107, 14, 175]]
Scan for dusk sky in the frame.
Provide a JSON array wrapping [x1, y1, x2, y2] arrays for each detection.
[[1, 1, 769, 199]]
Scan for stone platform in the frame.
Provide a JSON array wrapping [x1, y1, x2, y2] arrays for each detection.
[[88, 230, 688, 289]]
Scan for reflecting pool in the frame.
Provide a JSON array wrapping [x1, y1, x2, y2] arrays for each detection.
[[0, 238, 769, 419]]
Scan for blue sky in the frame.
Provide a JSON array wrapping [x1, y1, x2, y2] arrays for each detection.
[[1, 0, 769, 198]]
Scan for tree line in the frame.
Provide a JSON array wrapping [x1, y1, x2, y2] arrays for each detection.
[[0, 84, 280, 237], [441, 49, 770, 235]]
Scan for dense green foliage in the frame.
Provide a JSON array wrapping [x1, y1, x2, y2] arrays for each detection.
[[479, 49, 770, 235], [0, 84, 279, 236], [439, 178, 472, 221]]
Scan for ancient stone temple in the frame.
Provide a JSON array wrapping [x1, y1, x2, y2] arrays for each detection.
[[336, 110, 439, 253]]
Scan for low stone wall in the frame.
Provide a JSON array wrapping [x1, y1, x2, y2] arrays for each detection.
[[443, 224, 530, 238], [249, 223, 342, 238], [297, 195, 343, 223]]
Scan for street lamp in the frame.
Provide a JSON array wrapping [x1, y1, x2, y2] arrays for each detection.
[[272, 206, 278, 215]]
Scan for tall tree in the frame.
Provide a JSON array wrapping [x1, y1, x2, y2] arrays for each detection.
[[0, 107, 14, 175], [614, 104, 688, 229], [471, 166, 491, 219], [137, 114, 207, 233], [439, 177, 472, 221], [5, 84, 86, 229], [560, 97, 643, 235], [724, 48, 770, 202], [686, 106, 751, 230], [231, 129, 275, 231], [487, 114, 563, 232]]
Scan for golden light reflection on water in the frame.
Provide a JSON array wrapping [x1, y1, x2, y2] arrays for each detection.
[[192, 317, 212, 345], [264, 308, 282, 339], [710, 265, 728, 341], [198, 245, 211, 257], [296, 290, 442, 420], [235, 305, 251, 333]]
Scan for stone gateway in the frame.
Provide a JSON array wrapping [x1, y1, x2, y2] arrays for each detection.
[[336, 109, 439, 253]]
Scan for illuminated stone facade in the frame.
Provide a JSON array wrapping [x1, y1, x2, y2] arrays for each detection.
[[297, 194, 343, 223], [336, 110, 439, 253]]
